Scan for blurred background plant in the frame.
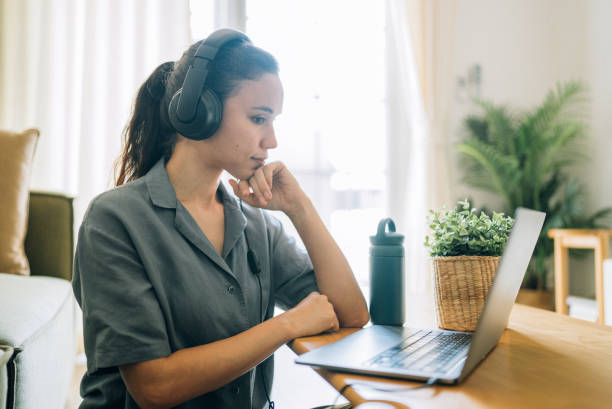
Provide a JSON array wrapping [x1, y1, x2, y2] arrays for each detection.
[[456, 80, 612, 290]]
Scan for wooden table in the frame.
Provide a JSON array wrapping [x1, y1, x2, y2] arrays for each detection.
[[548, 229, 612, 324], [290, 304, 612, 409]]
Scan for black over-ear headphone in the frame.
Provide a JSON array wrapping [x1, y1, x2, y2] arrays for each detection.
[[168, 28, 251, 140]]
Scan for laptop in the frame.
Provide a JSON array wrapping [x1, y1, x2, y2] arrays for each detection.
[[295, 207, 545, 385]]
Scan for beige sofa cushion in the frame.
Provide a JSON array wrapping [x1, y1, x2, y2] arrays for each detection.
[[0, 128, 39, 276]]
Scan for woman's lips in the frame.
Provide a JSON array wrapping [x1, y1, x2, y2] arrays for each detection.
[[252, 158, 266, 167]]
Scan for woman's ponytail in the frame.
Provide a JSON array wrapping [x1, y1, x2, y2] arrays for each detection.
[[115, 61, 176, 186]]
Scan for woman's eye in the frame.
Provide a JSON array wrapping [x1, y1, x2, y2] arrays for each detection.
[[251, 116, 266, 125]]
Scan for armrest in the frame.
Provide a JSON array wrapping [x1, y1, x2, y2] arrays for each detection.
[[24, 191, 74, 280]]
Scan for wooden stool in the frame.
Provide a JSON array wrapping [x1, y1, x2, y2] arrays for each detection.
[[548, 229, 612, 324]]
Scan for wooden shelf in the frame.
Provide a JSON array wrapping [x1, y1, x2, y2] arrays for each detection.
[[548, 229, 612, 324]]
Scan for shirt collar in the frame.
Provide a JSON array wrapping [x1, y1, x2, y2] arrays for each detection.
[[144, 158, 248, 257], [218, 180, 248, 258], [144, 158, 245, 215], [144, 158, 178, 209]]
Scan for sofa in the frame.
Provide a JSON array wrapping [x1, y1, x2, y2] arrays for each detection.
[[0, 191, 76, 409]]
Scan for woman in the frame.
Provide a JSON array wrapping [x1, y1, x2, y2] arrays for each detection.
[[72, 28, 369, 408]]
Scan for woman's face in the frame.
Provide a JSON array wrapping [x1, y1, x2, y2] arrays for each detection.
[[202, 73, 283, 180]]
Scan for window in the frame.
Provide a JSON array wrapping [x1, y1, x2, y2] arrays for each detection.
[[190, 1, 387, 287]]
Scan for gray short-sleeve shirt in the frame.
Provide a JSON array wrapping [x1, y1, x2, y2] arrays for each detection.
[[72, 158, 318, 408]]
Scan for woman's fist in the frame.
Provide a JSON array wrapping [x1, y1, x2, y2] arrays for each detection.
[[229, 161, 305, 215], [282, 292, 340, 339]]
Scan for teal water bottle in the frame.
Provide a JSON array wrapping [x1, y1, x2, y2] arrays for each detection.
[[369, 218, 405, 326]]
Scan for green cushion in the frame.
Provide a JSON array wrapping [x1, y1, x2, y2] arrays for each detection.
[[23, 192, 74, 281]]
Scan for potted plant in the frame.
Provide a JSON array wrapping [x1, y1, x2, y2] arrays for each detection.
[[425, 199, 514, 331], [456, 80, 612, 292]]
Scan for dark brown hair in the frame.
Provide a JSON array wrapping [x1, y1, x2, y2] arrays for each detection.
[[115, 38, 279, 186]]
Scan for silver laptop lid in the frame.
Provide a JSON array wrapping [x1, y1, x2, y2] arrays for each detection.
[[459, 207, 545, 380]]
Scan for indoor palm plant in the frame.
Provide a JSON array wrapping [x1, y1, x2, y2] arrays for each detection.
[[425, 200, 514, 331], [456, 80, 612, 290]]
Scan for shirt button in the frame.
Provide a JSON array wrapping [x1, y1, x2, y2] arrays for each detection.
[[232, 385, 240, 395], [227, 285, 235, 294]]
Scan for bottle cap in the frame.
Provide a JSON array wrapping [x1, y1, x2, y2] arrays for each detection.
[[369, 218, 404, 246]]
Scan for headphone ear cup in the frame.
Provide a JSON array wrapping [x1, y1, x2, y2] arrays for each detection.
[[168, 88, 223, 140], [168, 89, 184, 134], [197, 89, 223, 139]]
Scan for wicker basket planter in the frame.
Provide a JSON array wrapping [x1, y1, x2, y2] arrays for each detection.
[[432, 255, 501, 331]]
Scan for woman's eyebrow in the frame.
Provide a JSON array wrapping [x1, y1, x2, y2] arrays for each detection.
[[252, 106, 274, 114]]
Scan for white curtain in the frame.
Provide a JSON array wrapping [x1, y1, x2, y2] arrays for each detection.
[[0, 0, 191, 225], [213, 0, 245, 30], [385, 0, 455, 323]]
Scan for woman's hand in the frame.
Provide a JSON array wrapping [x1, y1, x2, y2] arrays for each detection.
[[228, 161, 306, 216], [281, 291, 340, 339]]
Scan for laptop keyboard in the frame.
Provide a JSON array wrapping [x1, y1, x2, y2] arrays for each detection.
[[365, 330, 472, 374]]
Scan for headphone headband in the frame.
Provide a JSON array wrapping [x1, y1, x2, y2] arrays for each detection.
[[175, 29, 251, 123]]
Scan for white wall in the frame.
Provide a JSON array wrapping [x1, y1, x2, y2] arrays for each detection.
[[448, 0, 612, 295], [584, 0, 612, 212]]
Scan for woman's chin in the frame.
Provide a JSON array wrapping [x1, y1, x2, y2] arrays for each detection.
[[226, 169, 255, 181]]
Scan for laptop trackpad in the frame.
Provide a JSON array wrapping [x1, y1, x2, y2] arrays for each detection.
[[296, 325, 411, 368]]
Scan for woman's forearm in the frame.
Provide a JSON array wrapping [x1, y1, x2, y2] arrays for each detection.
[[120, 289, 339, 409], [286, 196, 370, 328], [120, 313, 294, 409]]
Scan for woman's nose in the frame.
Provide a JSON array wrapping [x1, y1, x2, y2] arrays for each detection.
[[262, 128, 278, 149]]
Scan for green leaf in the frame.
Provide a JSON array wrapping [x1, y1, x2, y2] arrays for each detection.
[[425, 200, 514, 257]]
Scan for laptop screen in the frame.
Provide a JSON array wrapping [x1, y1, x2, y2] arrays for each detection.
[[460, 207, 545, 380]]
